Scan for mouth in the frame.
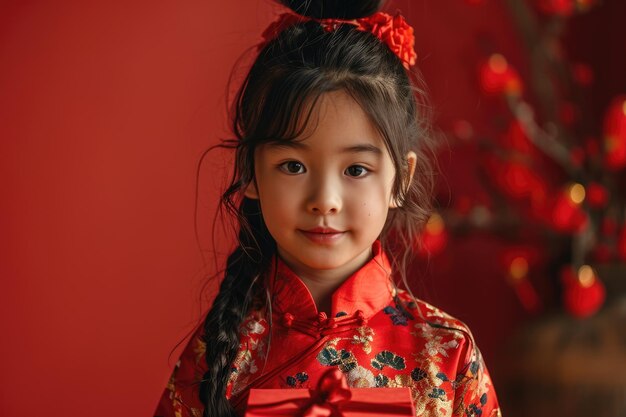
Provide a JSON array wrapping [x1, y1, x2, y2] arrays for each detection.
[[298, 227, 346, 244]]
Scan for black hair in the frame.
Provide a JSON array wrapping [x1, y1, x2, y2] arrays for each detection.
[[198, 1, 439, 415]]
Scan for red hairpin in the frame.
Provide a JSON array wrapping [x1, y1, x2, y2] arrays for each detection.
[[258, 11, 417, 70]]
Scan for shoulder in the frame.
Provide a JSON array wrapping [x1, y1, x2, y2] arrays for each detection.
[[393, 289, 485, 381], [154, 307, 269, 416], [396, 289, 476, 343], [393, 290, 502, 416], [153, 323, 207, 417]]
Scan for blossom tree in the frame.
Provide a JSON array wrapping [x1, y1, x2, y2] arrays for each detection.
[[419, 0, 625, 318]]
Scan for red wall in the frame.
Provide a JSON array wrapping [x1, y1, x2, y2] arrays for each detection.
[[1, 1, 274, 415], [4, 1, 620, 416]]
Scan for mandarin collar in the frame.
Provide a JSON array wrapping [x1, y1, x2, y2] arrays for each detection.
[[267, 240, 394, 324]]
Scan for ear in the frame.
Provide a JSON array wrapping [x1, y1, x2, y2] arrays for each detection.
[[405, 150, 417, 184], [389, 151, 417, 209], [243, 180, 259, 199]]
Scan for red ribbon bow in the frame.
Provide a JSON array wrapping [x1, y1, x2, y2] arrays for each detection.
[[245, 367, 415, 416], [259, 11, 417, 70], [299, 368, 352, 417]]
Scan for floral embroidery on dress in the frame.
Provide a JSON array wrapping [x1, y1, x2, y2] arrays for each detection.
[[159, 358, 204, 417], [226, 312, 270, 398], [371, 350, 407, 371], [351, 326, 375, 354], [346, 365, 376, 388], [383, 305, 409, 325], [383, 295, 415, 326], [285, 372, 309, 388], [317, 346, 358, 372]]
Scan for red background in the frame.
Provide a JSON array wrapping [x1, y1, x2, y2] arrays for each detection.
[[1, 1, 623, 416]]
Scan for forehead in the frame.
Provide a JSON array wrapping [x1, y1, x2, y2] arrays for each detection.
[[307, 90, 384, 145], [265, 90, 387, 154]]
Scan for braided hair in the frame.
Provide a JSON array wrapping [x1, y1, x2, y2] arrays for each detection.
[[199, 0, 439, 415], [199, 197, 273, 417]]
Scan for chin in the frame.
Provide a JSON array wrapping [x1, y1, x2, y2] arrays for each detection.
[[297, 253, 349, 271], [299, 253, 338, 266]]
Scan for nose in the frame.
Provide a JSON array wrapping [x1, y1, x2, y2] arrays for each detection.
[[306, 175, 342, 215]]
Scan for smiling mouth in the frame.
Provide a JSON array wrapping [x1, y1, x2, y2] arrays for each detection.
[[299, 228, 346, 244]]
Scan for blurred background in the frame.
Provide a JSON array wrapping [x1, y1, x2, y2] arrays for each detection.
[[1, 0, 624, 416]]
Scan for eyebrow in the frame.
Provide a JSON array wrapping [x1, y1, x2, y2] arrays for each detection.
[[267, 141, 308, 150], [268, 141, 383, 155], [342, 144, 383, 155]]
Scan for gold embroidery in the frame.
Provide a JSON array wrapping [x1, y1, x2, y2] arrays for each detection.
[[351, 326, 375, 354]]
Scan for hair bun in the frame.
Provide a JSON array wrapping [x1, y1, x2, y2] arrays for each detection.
[[278, 0, 386, 19]]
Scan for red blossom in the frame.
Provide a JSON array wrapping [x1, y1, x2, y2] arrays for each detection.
[[537, 0, 575, 16], [536, 0, 597, 17], [500, 247, 542, 313], [415, 213, 448, 257], [484, 154, 548, 208], [356, 12, 417, 70], [540, 185, 589, 234], [503, 120, 538, 156], [478, 54, 523, 96], [603, 96, 626, 170], [561, 265, 606, 318], [586, 182, 609, 208]]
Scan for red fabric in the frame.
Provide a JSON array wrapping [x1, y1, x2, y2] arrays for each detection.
[[245, 369, 415, 417], [153, 241, 501, 417]]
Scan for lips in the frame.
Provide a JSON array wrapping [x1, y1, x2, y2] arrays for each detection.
[[299, 227, 346, 244]]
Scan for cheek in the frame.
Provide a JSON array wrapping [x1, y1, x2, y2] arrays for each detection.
[[348, 185, 391, 221], [257, 178, 299, 224]]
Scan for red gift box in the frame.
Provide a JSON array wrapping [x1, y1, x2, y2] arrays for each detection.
[[244, 368, 415, 417]]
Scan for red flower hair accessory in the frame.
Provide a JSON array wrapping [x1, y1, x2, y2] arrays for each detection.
[[259, 11, 417, 70]]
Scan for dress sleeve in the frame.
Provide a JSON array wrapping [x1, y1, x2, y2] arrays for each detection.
[[153, 325, 207, 417], [451, 330, 502, 417]]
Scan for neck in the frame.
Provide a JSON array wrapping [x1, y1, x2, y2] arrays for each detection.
[[276, 246, 373, 316]]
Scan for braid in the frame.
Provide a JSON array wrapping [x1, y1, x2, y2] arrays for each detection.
[[199, 198, 275, 417]]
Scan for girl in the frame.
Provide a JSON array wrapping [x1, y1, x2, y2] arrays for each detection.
[[155, 1, 502, 416]]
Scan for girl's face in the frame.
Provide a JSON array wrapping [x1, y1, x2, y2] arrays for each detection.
[[246, 90, 415, 278]]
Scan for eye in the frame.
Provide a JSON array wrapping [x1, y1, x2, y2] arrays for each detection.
[[279, 161, 306, 174], [345, 165, 369, 178]]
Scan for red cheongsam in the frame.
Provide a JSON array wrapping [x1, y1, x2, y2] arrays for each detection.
[[154, 240, 502, 417]]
